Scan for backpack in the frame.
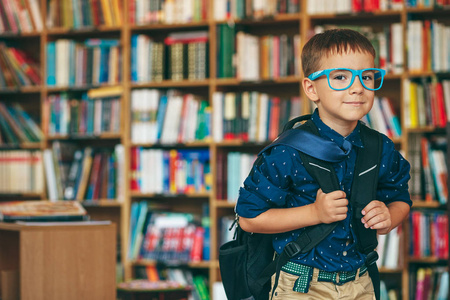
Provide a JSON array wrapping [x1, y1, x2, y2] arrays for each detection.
[[219, 114, 382, 300]]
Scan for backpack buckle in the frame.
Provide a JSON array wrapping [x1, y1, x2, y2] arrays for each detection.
[[284, 242, 302, 258], [365, 251, 379, 266]]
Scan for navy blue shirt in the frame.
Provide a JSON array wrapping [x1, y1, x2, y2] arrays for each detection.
[[236, 109, 411, 272]]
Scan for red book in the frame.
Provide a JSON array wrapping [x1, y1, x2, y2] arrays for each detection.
[[130, 147, 140, 191], [190, 226, 205, 262], [435, 82, 447, 128]]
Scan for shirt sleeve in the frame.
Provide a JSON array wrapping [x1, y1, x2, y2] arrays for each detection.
[[377, 136, 412, 207], [236, 145, 297, 218]]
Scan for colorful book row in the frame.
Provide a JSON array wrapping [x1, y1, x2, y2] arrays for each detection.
[[0, 0, 43, 33], [131, 89, 210, 145], [407, 19, 450, 73], [0, 150, 43, 194], [44, 143, 124, 201], [0, 102, 43, 145], [403, 78, 450, 129], [46, 0, 123, 29], [130, 148, 211, 195], [44, 92, 121, 137], [214, 0, 299, 20], [129, 0, 208, 25], [46, 38, 121, 87], [128, 203, 210, 263], [212, 91, 302, 143], [0, 43, 41, 88], [409, 210, 448, 259], [307, 0, 403, 14]]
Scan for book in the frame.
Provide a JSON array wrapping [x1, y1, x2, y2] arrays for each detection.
[[0, 200, 87, 222]]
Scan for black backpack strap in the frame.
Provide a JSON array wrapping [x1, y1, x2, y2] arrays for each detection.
[[350, 124, 383, 300]]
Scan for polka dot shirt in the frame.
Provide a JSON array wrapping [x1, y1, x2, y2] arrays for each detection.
[[236, 109, 412, 273]]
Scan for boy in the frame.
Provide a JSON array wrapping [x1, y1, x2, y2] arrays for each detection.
[[235, 29, 411, 299]]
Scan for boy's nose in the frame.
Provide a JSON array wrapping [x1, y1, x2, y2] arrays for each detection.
[[349, 76, 364, 93]]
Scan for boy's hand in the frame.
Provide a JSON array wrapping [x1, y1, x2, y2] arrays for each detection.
[[361, 200, 391, 235], [313, 189, 348, 224]]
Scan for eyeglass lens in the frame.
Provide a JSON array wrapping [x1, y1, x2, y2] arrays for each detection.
[[328, 69, 383, 90]]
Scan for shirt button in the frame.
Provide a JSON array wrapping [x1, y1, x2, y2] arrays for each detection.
[[346, 240, 351, 246], [343, 251, 348, 256]]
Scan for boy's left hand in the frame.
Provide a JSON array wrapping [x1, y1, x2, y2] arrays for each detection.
[[361, 200, 391, 235]]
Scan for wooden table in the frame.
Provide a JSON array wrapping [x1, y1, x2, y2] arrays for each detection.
[[0, 221, 116, 300]]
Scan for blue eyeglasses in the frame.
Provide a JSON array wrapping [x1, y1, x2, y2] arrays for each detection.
[[307, 68, 386, 91]]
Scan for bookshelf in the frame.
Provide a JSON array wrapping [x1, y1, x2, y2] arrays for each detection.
[[0, 0, 449, 299]]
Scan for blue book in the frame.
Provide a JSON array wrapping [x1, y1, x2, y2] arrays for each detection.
[[156, 95, 168, 141], [128, 202, 140, 259], [130, 35, 138, 82], [99, 47, 110, 84], [46, 42, 56, 86], [69, 41, 76, 86]]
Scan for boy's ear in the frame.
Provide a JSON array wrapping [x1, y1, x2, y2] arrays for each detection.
[[302, 78, 319, 101]]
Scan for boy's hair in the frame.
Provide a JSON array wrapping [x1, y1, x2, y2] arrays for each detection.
[[301, 29, 376, 78]]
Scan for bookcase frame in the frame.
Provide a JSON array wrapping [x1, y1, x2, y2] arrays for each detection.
[[0, 0, 448, 299]]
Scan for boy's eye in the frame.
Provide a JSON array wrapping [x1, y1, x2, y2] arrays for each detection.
[[362, 75, 373, 81], [329, 70, 352, 81]]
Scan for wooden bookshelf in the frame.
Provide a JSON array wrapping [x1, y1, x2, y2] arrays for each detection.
[[0, 0, 449, 299]]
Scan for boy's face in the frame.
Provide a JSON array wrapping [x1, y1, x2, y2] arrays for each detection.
[[302, 50, 375, 134]]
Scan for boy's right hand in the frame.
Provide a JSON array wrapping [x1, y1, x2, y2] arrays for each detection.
[[313, 189, 348, 224]]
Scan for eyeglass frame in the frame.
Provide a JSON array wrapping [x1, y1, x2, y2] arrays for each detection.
[[307, 68, 387, 91]]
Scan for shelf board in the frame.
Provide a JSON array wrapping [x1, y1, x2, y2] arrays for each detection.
[[0, 192, 42, 198], [82, 200, 123, 207], [0, 142, 43, 150], [131, 141, 211, 148], [130, 191, 211, 198], [378, 267, 403, 273], [0, 86, 42, 94], [46, 84, 123, 93], [408, 257, 447, 263], [132, 259, 211, 268], [46, 133, 122, 140], [308, 9, 402, 20], [47, 26, 122, 35], [215, 76, 301, 86], [214, 200, 236, 208], [215, 13, 301, 25], [130, 79, 210, 88], [0, 31, 41, 38], [412, 200, 445, 208], [130, 21, 210, 31]]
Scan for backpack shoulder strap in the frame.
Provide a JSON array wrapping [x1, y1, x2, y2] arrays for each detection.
[[350, 124, 383, 254]]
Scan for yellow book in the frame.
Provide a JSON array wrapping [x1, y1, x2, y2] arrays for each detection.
[[100, 0, 113, 26], [409, 81, 418, 128], [112, 0, 122, 26], [87, 86, 123, 98]]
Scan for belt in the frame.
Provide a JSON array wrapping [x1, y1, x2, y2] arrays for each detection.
[[281, 261, 368, 293]]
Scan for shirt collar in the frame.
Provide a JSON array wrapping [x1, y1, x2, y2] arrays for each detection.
[[310, 108, 364, 149]]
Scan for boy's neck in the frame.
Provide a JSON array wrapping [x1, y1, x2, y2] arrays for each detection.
[[316, 111, 358, 137]]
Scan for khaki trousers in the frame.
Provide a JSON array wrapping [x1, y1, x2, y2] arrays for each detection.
[[270, 267, 376, 299]]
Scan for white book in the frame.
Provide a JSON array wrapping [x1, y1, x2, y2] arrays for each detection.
[[114, 144, 125, 202], [212, 92, 223, 142], [257, 93, 269, 142], [248, 92, 259, 142], [43, 149, 58, 201], [403, 79, 412, 128], [442, 80, 450, 122], [384, 226, 400, 269], [376, 234, 387, 268], [391, 23, 404, 74], [27, 0, 43, 31], [212, 282, 227, 300]]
